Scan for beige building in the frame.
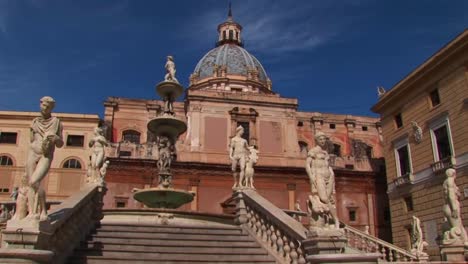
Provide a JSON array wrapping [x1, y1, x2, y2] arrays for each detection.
[[0, 111, 100, 202], [372, 30, 468, 258]]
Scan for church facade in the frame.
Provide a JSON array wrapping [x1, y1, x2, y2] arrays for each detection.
[[101, 11, 390, 240]]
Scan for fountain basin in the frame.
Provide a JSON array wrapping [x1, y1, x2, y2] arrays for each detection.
[[156, 81, 184, 100], [133, 188, 195, 209], [147, 116, 187, 139]]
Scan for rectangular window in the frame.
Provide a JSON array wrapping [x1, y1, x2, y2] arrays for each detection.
[[329, 123, 336, 129], [432, 125, 452, 160], [348, 209, 357, 222], [394, 113, 403, 128], [404, 196, 413, 211], [119, 151, 132, 157], [362, 126, 368, 131], [116, 201, 126, 208], [237, 121, 250, 142], [231, 87, 242, 93], [429, 89, 440, 107], [396, 145, 411, 176], [66, 135, 84, 147], [0, 132, 17, 144]]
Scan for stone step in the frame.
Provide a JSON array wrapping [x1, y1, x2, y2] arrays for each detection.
[[77, 243, 267, 254], [91, 231, 253, 242], [69, 251, 276, 263], [97, 224, 244, 235], [86, 236, 260, 248]]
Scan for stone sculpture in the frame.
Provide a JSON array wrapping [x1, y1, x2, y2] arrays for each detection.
[[164, 55, 178, 83], [241, 145, 258, 189], [10, 187, 18, 201], [157, 136, 175, 187], [411, 215, 428, 257], [306, 132, 340, 231], [229, 126, 249, 189], [0, 204, 10, 223], [87, 127, 109, 184], [377, 86, 386, 97], [442, 168, 468, 245], [411, 121, 423, 144], [13, 96, 63, 221]]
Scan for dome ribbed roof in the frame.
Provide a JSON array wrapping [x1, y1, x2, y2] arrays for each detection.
[[193, 44, 269, 83]]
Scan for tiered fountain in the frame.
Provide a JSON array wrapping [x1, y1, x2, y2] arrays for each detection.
[[133, 56, 194, 209]]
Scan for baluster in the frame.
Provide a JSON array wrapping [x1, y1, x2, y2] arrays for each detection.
[[297, 244, 306, 264], [388, 247, 394, 262], [255, 213, 262, 236], [270, 225, 278, 251], [283, 235, 291, 263], [260, 218, 267, 242], [394, 250, 400, 262], [379, 245, 386, 260], [276, 230, 284, 257], [246, 208, 253, 229], [266, 222, 272, 245], [289, 240, 299, 264]]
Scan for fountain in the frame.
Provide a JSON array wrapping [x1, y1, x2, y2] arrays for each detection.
[[132, 55, 194, 209]]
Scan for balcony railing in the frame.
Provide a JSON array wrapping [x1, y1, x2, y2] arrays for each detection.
[[431, 156, 453, 174], [391, 173, 412, 187]]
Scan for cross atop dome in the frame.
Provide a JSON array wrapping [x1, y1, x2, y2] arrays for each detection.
[[216, 2, 243, 47]]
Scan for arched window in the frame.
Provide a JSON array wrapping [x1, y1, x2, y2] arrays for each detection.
[[0, 155, 13, 166], [298, 141, 308, 155], [122, 130, 141, 144], [63, 159, 82, 169]]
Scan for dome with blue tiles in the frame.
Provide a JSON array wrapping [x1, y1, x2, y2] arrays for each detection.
[[193, 44, 269, 83]]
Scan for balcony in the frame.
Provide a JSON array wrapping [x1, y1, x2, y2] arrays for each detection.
[[391, 173, 413, 188], [431, 156, 453, 174]]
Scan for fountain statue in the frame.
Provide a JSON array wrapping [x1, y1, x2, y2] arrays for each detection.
[[132, 56, 193, 209], [410, 215, 428, 258], [12, 96, 63, 222], [87, 127, 109, 185], [306, 132, 341, 234], [229, 125, 258, 189]]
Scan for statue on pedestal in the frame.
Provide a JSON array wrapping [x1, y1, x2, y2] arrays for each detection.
[[411, 215, 428, 257], [242, 145, 258, 189], [306, 132, 339, 231], [87, 127, 109, 184], [164, 55, 178, 83], [13, 96, 63, 221], [442, 168, 468, 246], [229, 126, 249, 189]]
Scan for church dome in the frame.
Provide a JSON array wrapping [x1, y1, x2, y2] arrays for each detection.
[[193, 44, 269, 83]]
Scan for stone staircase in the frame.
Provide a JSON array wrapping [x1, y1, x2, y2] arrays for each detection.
[[67, 222, 277, 263]]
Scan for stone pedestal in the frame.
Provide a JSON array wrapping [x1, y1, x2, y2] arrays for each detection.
[[440, 243, 468, 262], [302, 229, 380, 264], [2, 219, 52, 250]]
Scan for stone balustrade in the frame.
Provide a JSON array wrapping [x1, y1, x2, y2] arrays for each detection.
[[343, 224, 421, 262], [234, 189, 308, 264], [0, 183, 106, 264]]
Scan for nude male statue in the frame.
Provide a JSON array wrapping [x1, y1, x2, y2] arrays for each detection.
[[164, 55, 178, 83], [22, 96, 63, 220], [229, 126, 249, 189]]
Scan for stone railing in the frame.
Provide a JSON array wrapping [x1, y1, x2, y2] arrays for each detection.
[[0, 183, 107, 263], [233, 189, 308, 264], [343, 224, 420, 262], [106, 141, 158, 159], [431, 156, 453, 174]]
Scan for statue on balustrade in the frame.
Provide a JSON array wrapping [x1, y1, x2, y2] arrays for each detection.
[[411, 215, 428, 257], [442, 168, 468, 246], [306, 132, 340, 231], [87, 127, 109, 184], [229, 125, 249, 190], [13, 96, 63, 221], [241, 145, 258, 189]]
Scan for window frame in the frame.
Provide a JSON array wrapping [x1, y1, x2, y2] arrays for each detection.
[[429, 88, 441, 107], [393, 137, 412, 177], [429, 116, 454, 162], [62, 158, 82, 169], [66, 134, 85, 147], [0, 155, 14, 166], [122, 129, 141, 144], [0, 132, 18, 144]]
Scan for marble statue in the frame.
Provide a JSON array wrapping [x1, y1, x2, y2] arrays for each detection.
[[229, 126, 249, 189], [411, 121, 423, 144], [442, 168, 468, 245], [12, 177, 29, 220], [157, 136, 175, 188], [12, 96, 64, 221], [87, 127, 108, 184], [10, 187, 18, 201], [306, 132, 339, 230], [295, 200, 303, 221], [164, 55, 178, 83], [0, 204, 10, 223], [377, 86, 386, 97], [241, 145, 258, 189], [411, 215, 428, 257]]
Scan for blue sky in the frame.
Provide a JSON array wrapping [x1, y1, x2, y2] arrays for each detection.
[[0, 0, 466, 117]]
